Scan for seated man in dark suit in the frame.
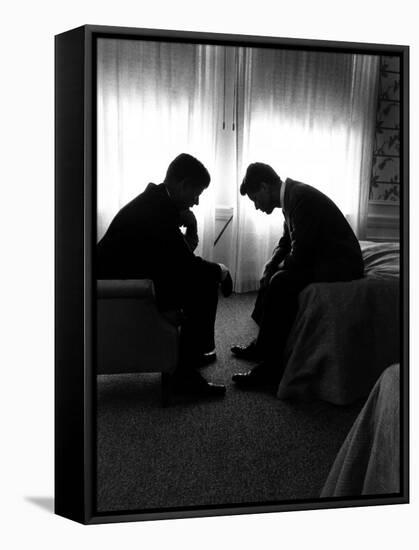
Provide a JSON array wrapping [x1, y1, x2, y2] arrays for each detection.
[[231, 162, 364, 389], [97, 153, 232, 399]]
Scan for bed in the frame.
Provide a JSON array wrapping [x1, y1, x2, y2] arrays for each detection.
[[320, 363, 400, 497], [277, 241, 400, 405]]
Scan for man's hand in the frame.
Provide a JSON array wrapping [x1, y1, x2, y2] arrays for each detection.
[[179, 209, 199, 251], [218, 263, 230, 281], [179, 209, 198, 231], [260, 262, 278, 289]]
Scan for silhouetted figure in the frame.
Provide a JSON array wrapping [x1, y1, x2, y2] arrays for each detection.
[[231, 163, 364, 390], [98, 153, 232, 399]]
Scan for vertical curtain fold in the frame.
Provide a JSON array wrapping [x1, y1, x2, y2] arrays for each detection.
[[349, 55, 380, 238]]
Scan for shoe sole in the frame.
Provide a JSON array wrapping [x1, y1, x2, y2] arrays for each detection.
[[196, 354, 217, 368], [231, 351, 260, 361]]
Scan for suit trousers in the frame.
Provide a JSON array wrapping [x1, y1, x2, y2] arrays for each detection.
[[252, 270, 310, 375], [155, 262, 220, 371]]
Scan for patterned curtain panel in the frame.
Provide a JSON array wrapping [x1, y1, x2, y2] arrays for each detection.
[[370, 56, 400, 202]]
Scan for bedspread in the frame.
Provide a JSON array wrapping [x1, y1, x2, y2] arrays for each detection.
[[277, 241, 400, 405], [320, 364, 400, 497]]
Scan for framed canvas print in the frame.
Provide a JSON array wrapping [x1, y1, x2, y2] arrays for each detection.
[[55, 24, 409, 524]]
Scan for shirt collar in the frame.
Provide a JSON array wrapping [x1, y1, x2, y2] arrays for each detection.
[[280, 178, 287, 209]]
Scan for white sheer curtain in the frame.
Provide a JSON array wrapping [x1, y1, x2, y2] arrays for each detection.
[[97, 39, 224, 260], [97, 40, 379, 291], [231, 48, 379, 292]]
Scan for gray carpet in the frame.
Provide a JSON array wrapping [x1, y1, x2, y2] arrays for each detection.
[[96, 292, 363, 512]]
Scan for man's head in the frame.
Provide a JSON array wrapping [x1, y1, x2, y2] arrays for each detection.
[[240, 163, 282, 214], [164, 153, 210, 210]]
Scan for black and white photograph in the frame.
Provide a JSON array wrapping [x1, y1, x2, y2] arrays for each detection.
[[92, 30, 406, 517], [3, 0, 418, 547]]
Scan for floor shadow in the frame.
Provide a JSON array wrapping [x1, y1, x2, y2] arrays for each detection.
[[25, 496, 54, 513]]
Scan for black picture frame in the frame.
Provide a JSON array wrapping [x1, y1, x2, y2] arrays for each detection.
[[55, 24, 409, 524]]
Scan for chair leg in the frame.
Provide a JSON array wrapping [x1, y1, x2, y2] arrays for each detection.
[[161, 372, 171, 407]]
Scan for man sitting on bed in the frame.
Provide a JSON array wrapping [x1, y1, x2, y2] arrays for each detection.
[[97, 153, 232, 399], [231, 162, 364, 389]]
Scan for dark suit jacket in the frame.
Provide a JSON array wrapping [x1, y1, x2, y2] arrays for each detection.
[[97, 183, 221, 308], [271, 178, 364, 281]]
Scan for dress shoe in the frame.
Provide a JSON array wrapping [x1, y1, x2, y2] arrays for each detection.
[[197, 350, 217, 367], [171, 370, 226, 398], [231, 341, 260, 361], [232, 363, 279, 389], [220, 272, 233, 297], [184, 350, 217, 368]]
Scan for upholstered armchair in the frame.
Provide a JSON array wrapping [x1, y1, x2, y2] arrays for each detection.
[[96, 279, 179, 405]]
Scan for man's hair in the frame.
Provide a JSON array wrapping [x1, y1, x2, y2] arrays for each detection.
[[165, 153, 210, 188], [240, 162, 281, 195]]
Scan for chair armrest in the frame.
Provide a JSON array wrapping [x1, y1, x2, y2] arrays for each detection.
[[97, 279, 155, 299]]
